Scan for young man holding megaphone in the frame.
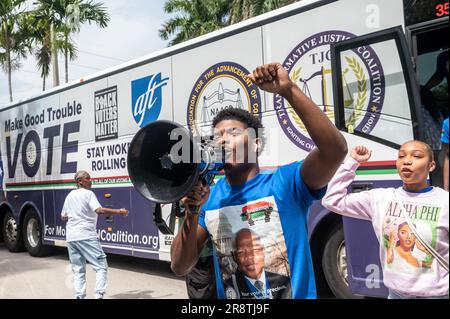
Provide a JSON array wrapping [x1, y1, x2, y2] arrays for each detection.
[[170, 62, 348, 299]]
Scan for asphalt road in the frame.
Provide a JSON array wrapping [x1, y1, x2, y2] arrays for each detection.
[[0, 243, 187, 299]]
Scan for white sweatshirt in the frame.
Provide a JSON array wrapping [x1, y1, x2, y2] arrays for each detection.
[[322, 157, 449, 297]]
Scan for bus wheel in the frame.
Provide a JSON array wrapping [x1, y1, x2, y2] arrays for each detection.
[[2, 212, 26, 252], [322, 224, 363, 299], [23, 209, 53, 257]]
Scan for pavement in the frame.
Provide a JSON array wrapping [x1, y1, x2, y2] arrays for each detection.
[[0, 243, 188, 299]]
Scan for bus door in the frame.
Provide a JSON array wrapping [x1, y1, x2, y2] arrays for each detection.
[[0, 158, 4, 202], [407, 16, 449, 187], [95, 187, 133, 254], [330, 26, 422, 297]]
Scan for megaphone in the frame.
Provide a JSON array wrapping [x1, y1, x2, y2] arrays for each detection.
[[127, 120, 224, 234]]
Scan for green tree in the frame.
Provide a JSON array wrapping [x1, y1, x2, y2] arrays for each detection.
[[32, 0, 109, 86], [229, 0, 252, 24], [229, 0, 298, 24], [34, 35, 51, 91], [0, 0, 31, 102], [60, 0, 109, 83], [159, 0, 230, 46], [22, 10, 75, 91], [22, 11, 51, 91]]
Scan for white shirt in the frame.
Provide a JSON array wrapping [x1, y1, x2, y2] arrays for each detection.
[[246, 271, 267, 291], [245, 270, 272, 298], [61, 188, 102, 242]]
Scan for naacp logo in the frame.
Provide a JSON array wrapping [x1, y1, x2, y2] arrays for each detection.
[[131, 73, 169, 128], [187, 62, 262, 135], [275, 31, 386, 151]]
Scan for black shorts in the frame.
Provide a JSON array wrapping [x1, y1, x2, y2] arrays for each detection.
[[185, 255, 217, 299]]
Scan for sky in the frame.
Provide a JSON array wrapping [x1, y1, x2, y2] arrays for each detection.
[[0, 0, 172, 106]]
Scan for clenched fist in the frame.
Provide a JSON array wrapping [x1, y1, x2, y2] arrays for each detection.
[[351, 146, 372, 163], [247, 63, 295, 96]]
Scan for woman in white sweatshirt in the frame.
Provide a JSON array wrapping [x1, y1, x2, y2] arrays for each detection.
[[321, 140, 448, 299]]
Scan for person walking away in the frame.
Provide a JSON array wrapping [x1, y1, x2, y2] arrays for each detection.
[[61, 170, 129, 299]]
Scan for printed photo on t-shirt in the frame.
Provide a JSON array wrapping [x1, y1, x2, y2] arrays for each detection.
[[205, 196, 292, 299], [382, 200, 441, 276]]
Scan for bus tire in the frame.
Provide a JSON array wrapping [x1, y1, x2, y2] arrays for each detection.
[[22, 209, 53, 257], [2, 211, 26, 252], [322, 224, 363, 299]]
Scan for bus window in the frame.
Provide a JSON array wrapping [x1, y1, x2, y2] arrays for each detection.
[[331, 26, 422, 148]]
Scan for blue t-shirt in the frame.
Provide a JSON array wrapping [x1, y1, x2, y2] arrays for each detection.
[[441, 118, 449, 144], [199, 161, 326, 299]]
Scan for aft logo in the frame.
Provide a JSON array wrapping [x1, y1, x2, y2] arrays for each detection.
[[187, 62, 262, 135], [275, 30, 386, 151], [131, 73, 169, 128]]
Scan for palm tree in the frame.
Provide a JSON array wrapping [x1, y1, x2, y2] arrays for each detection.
[[31, 0, 64, 87], [252, 0, 297, 15], [229, 0, 253, 24], [22, 11, 51, 91], [0, 0, 30, 102], [22, 10, 71, 91], [31, 0, 109, 86], [35, 37, 51, 91], [229, 0, 298, 24], [159, 0, 230, 46], [60, 0, 109, 83]]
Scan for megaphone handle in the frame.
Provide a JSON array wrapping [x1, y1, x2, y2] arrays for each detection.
[[185, 176, 208, 215], [188, 204, 201, 215]]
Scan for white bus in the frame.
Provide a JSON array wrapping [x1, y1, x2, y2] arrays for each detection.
[[1, 0, 448, 298]]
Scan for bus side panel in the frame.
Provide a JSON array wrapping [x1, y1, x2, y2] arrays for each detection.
[[129, 189, 161, 257], [42, 190, 56, 245], [95, 187, 133, 253], [9, 190, 44, 224], [343, 217, 388, 298]]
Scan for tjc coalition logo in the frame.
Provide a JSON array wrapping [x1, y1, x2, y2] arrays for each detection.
[[187, 62, 262, 135], [275, 30, 385, 151], [131, 73, 169, 127]]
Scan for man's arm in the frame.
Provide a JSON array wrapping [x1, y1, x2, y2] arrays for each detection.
[[249, 63, 347, 190], [95, 207, 129, 216], [87, 190, 129, 216], [170, 181, 210, 276]]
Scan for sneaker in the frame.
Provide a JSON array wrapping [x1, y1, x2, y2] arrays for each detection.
[[95, 293, 104, 299]]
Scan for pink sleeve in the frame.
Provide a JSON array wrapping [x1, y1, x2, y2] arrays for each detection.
[[321, 157, 374, 221]]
